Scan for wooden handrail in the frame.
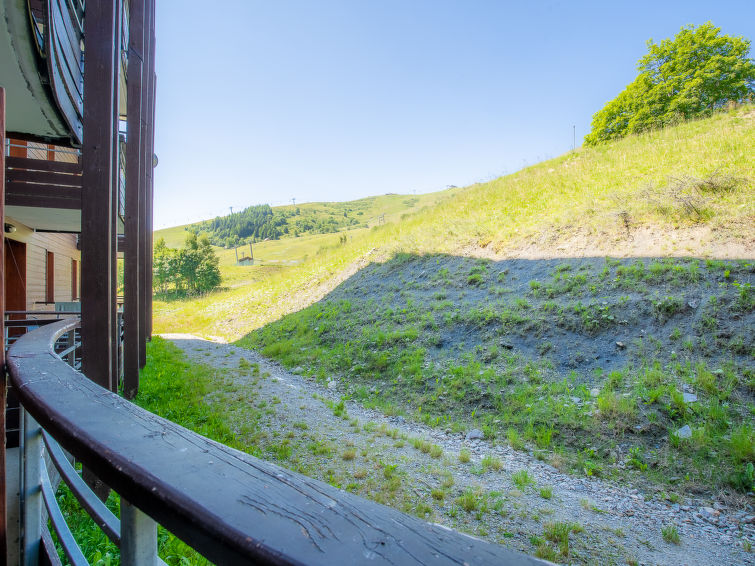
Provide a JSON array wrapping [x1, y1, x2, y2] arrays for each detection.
[[7, 320, 544, 565]]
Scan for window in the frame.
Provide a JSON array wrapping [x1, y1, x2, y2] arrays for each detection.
[[46, 251, 54, 303], [71, 259, 78, 300]]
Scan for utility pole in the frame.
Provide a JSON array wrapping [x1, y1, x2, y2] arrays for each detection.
[[249, 241, 254, 263]]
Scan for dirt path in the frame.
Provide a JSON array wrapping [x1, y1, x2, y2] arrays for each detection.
[[162, 334, 754, 565]]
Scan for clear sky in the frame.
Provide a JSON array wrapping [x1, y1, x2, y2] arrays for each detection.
[[152, 1, 755, 229]]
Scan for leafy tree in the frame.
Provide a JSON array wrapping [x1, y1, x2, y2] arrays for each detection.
[[153, 238, 175, 293], [153, 234, 221, 295], [193, 235, 221, 293], [585, 23, 755, 145]]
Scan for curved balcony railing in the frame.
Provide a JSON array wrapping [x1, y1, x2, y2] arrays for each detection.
[[8, 320, 544, 565]]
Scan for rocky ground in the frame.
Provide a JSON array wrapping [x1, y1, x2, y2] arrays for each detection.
[[163, 333, 754, 566]]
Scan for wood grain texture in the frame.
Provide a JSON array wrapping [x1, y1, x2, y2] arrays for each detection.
[[5, 168, 81, 187], [4, 191, 81, 210], [8, 320, 546, 566], [5, 157, 81, 174], [80, 0, 118, 390], [123, 0, 146, 398]]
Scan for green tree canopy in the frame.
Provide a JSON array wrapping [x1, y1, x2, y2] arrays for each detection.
[[585, 23, 755, 145], [153, 234, 221, 295]]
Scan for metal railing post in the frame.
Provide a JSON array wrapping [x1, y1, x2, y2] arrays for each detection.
[[66, 328, 76, 367], [120, 499, 158, 566], [21, 409, 42, 566]]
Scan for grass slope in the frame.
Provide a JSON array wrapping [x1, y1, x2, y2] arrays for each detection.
[[241, 254, 754, 494], [154, 191, 460, 248], [154, 106, 754, 340]]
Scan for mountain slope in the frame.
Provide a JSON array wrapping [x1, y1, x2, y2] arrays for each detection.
[[153, 106, 754, 340]]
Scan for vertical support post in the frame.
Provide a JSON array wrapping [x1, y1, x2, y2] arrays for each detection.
[[0, 86, 7, 563], [146, 73, 156, 341], [21, 410, 41, 566], [81, 0, 118, 391], [110, 0, 123, 390], [145, 0, 156, 343], [124, 0, 146, 398], [138, 0, 155, 369], [120, 499, 158, 566]]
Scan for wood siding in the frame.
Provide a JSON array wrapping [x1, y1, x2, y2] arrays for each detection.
[[8, 231, 80, 311]]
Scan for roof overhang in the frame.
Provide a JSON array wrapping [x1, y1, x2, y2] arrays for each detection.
[[0, 0, 73, 143]]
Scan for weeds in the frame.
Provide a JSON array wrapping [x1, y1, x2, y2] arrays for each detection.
[[512, 470, 534, 489], [543, 521, 583, 556], [662, 524, 680, 544], [481, 455, 503, 471]]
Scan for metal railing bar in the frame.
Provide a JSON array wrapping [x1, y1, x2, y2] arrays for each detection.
[[5, 142, 81, 157], [42, 430, 121, 544], [121, 499, 158, 566], [56, 342, 81, 358], [41, 525, 65, 566], [40, 460, 89, 566], [64, 0, 84, 36], [22, 410, 42, 566], [5, 311, 80, 316]]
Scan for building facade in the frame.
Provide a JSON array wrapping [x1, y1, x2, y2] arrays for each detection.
[[1, 0, 156, 560]]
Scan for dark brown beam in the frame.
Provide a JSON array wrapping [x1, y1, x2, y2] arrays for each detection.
[[139, 0, 156, 368], [5, 183, 81, 207], [81, 0, 118, 391], [0, 85, 8, 564], [110, 0, 124, 391], [4, 195, 81, 210], [5, 157, 81, 175], [123, 0, 146, 398], [146, 72, 155, 341], [146, 0, 156, 341], [5, 168, 81, 187]]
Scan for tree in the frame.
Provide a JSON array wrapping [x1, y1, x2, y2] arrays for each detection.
[[153, 238, 175, 293], [194, 235, 221, 293], [152, 234, 221, 295], [585, 23, 755, 145]]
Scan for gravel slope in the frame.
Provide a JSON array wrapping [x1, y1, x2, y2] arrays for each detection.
[[162, 334, 754, 566]]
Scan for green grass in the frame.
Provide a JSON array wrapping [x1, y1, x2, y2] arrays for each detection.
[[543, 521, 584, 557], [512, 470, 534, 489], [239, 250, 754, 494], [661, 524, 681, 545]]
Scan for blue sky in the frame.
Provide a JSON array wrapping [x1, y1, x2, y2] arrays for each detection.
[[152, 1, 755, 229]]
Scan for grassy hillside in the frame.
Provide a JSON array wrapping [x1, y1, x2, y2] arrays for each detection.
[[154, 191, 459, 249], [242, 254, 754, 493], [153, 106, 754, 340]]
